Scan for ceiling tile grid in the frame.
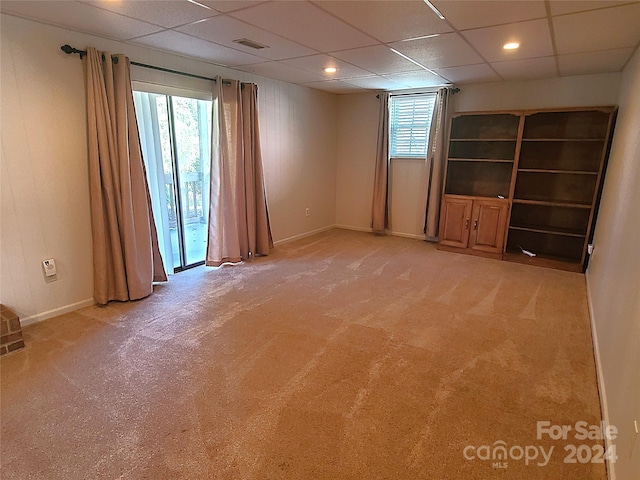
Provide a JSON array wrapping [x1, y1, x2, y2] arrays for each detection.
[[433, 0, 548, 30], [228, 1, 379, 52], [175, 15, 318, 61], [314, 0, 452, 43], [1, 0, 164, 40], [1, 0, 638, 94], [82, 0, 219, 29], [460, 19, 554, 63], [132, 29, 266, 66], [388, 32, 485, 69], [552, 2, 640, 54]]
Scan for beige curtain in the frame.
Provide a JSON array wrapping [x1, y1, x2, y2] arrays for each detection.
[[83, 48, 167, 305], [206, 79, 272, 266], [424, 87, 452, 240], [371, 92, 390, 234]]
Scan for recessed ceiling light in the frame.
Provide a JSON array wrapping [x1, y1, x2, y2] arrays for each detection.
[[503, 42, 520, 50], [323, 67, 338, 74], [423, 0, 446, 20]]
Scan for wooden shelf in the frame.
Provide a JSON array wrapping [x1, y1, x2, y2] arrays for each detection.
[[448, 139, 516, 160], [450, 138, 517, 142], [523, 110, 611, 139], [450, 113, 520, 139], [513, 199, 592, 209], [514, 171, 598, 205], [509, 203, 590, 238], [503, 250, 583, 273], [509, 225, 586, 238], [517, 169, 598, 175], [506, 229, 584, 263], [449, 158, 513, 163], [445, 161, 512, 198], [519, 139, 603, 171], [521, 138, 605, 142]]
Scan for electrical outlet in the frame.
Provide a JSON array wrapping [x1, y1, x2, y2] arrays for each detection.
[[42, 259, 58, 283], [305, 208, 310, 217]]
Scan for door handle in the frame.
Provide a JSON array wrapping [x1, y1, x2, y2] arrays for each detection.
[[473, 219, 478, 230], [465, 218, 470, 229]]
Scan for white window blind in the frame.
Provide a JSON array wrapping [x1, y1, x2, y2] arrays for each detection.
[[389, 93, 436, 158]]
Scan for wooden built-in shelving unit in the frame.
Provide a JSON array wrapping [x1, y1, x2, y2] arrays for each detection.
[[439, 107, 617, 272]]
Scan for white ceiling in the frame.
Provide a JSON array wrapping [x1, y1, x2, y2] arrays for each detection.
[[2, 0, 639, 94]]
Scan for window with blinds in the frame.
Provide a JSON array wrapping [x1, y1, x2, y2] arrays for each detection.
[[389, 93, 436, 158]]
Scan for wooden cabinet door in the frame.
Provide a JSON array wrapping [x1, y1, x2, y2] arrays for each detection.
[[469, 199, 509, 254], [439, 196, 473, 248]]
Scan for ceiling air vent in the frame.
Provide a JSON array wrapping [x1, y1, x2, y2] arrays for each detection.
[[233, 38, 268, 50]]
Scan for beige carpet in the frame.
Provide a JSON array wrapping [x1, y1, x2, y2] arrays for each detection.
[[1, 229, 606, 479]]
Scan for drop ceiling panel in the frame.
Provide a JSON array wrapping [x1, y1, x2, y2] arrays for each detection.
[[132, 30, 265, 65], [558, 47, 635, 76], [1, 0, 637, 93], [0, 1, 162, 40], [302, 79, 364, 94], [548, 0, 634, 16], [461, 19, 553, 63], [384, 70, 448, 88], [200, 1, 267, 13], [341, 76, 409, 91], [491, 56, 557, 80], [314, 1, 451, 43], [433, 0, 547, 30], [389, 33, 484, 69], [230, 1, 378, 52], [435, 64, 502, 84], [235, 61, 328, 84], [176, 16, 317, 60], [331, 45, 424, 74], [282, 55, 373, 79], [553, 3, 640, 54], [83, 0, 218, 28]]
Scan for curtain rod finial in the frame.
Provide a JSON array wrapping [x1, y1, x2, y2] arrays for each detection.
[[61, 44, 85, 59]]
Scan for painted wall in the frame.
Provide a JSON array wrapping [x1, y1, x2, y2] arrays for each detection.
[[335, 92, 429, 239], [586, 47, 640, 480], [335, 93, 378, 232], [452, 73, 621, 112], [335, 73, 621, 237], [0, 14, 337, 324]]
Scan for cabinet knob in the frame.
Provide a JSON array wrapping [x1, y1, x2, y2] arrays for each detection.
[[465, 218, 470, 229], [473, 219, 478, 230]]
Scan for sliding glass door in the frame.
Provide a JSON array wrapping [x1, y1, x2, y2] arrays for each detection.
[[134, 91, 212, 273]]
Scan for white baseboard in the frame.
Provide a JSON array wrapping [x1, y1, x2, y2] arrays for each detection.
[[334, 224, 427, 241], [389, 230, 426, 240], [20, 298, 95, 328], [273, 225, 336, 246], [585, 274, 615, 480], [334, 224, 372, 233]]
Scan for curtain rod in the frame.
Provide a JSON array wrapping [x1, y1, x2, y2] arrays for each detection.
[[61, 44, 232, 85], [376, 87, 460, 99]]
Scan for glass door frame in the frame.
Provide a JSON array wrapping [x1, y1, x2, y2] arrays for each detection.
[[133, 86, 211, 274]]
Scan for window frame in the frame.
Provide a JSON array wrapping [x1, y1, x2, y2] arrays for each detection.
[[389, 92, 437, 160]]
